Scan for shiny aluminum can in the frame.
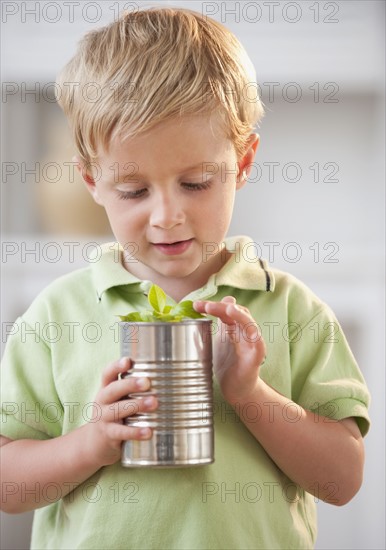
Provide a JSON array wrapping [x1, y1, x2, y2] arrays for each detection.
[[120, 319, 214, 467]]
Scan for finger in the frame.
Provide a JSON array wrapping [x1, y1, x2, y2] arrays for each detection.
[[194, 301, 238, 325], [122, 425, 153, 441], [224, 303, 261, 339], [101, 357, 135, 388], [193, 300, 207, 313], [195, 298, 241, 311], [107, 423, 153, 442], [107, 395, 158, 422], [201, 301, 261, 342], [221, 296, 236, 304], [99, 376, 151, 405], [225, 303, 254, 324]]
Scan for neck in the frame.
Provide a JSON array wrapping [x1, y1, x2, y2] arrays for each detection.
[[124, 249, 232, 303]]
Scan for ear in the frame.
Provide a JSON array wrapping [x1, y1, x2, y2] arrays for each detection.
[[73, 155, 103, 206], [236, 134, 260, 190]]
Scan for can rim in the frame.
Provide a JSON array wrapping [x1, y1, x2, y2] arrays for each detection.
[[119, 319, 212, 326]]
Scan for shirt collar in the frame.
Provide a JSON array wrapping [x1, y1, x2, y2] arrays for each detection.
[[92, 236, 275, 301], [212, 235, 275, 293], [91, 243, 147, 301]]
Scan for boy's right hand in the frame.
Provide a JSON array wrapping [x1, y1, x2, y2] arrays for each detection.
[[85, 357, 158, 467]]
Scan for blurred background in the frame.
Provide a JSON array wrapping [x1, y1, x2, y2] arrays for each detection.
[[1, 1, 384, 548]]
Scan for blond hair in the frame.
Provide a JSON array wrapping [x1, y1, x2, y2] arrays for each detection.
[[56, 7, 264, 162]]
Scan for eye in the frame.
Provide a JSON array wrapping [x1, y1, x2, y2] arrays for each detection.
[[182, 181, 212, 191], [116, 188, 147, 200]]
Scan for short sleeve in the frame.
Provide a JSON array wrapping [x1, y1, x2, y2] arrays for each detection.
[[290, 306, 371, 436], [1, 317, 63, 440]]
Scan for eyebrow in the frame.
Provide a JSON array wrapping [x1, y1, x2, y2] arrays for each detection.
[[109, 162, 216, 183]]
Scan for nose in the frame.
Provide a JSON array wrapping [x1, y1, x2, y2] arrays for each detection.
[[149, 191, 185, 229]]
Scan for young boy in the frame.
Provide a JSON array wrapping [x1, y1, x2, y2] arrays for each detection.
[[1, 7, 370, 550]]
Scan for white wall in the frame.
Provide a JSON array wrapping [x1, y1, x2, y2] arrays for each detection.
[[1, 1, 385, 549]]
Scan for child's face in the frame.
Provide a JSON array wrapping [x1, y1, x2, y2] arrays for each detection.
[[81, 114, 258, 290]]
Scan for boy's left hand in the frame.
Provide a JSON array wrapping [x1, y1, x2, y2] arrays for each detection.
[[193, 296, 266, 406]]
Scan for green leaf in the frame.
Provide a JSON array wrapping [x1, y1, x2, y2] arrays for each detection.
[[148, 284, 166, 313], [118, 285, 206, 323], [139, 311, 158, 322], [119, 312, 145, 322], [171, 301, 206, 319], [156, 314, 181, 322], [119, 310, 158, 322]]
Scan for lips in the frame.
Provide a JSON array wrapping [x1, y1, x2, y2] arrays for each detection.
[[152, 238, 193, 256]]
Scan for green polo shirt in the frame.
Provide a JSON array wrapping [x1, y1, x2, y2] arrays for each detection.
[[1, 235, 370, 550]]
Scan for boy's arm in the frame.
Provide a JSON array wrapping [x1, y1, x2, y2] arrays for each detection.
[[0, 358, 157, 514], [0, 426, 105, 513], [231, 380, 364, 506], [194, 297, 366, 506]]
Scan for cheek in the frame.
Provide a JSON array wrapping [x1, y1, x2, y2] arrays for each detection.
[[104, 196, 135, 218], [102, 200, 135, 232], [211, 187, 236, 214], [103, 200, 124, 224], [200, 193, 234, 229]]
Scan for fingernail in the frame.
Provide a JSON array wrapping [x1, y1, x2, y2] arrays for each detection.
[[143, 396, 155, 408], [119, 357, 129, 368], [136, 377, 148, 390], [139, 428, 151, 438]]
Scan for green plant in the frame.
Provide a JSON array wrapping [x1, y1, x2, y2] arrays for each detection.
[[119, 284, 206, 323]]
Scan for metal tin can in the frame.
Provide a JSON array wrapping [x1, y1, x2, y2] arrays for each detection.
[[120, 319, 214, 467]]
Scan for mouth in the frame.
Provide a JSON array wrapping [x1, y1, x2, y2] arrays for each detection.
[[152, 238, 194, 255]]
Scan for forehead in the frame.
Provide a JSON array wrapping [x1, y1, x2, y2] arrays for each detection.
[[101, 114, 235, 172]]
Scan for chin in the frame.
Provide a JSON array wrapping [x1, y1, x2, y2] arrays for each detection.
[[158, 268, 194, 279], [156, 262, 199, 279]]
